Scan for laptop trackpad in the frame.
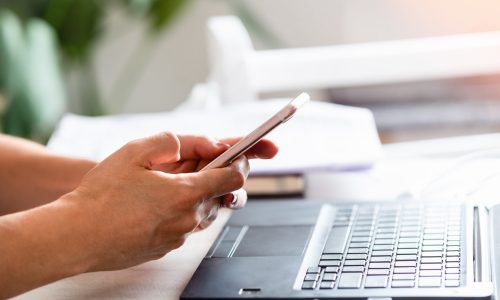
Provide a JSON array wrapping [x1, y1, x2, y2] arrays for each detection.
[[233, 225, 312, 257]]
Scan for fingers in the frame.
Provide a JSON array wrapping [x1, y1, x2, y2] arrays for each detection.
[[220, 189, 248, 209], [124, 132, 181, 168], [177, 135, 229, 160], [196, 189, 248, 231], [195, 198, 221, 231], [220, 137, 279, 159], [183, 155, 250, 201]]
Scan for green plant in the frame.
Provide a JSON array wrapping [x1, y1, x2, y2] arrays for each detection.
[[0, 0, 278, 142], [0, 0, 190, 141]]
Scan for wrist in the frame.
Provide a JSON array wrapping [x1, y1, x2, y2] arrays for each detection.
[[49, 193, 101, 275], [56, 158, 97, 195]]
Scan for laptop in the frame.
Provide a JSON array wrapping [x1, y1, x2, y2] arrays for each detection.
[[182, 199, 500, 299]]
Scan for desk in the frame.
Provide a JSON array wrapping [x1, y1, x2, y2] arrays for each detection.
[[14, 133, 500, 299]]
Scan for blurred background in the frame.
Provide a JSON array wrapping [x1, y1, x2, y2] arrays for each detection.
[[2, 0, 500, 142]]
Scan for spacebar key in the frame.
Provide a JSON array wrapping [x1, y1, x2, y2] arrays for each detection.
[[323, 226, 350, 254]]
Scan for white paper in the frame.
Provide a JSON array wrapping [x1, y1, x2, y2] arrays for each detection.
[[48, 99, 383, 174]]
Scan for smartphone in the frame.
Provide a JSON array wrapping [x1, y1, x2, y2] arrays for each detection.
[[201, 92, 310, 171]]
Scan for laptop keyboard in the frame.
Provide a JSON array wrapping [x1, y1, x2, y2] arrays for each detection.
[[302, 203, 463, 290]]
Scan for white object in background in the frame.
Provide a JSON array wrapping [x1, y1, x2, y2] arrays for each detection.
[[196, 15, 500, 107], [48, 99, 382, 175]]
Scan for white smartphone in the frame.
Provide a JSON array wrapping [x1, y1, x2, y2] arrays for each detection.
[[201, 92, 310, 171]]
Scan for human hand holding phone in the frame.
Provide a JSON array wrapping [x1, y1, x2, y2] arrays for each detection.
[[202, 93, 310, 209]]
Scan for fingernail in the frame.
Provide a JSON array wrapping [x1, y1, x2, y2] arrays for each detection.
[[216, 142, 230, 148], [221, 193, 236, 208]]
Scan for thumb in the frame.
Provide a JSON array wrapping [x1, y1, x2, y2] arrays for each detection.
[[126, 132, 181, 169]]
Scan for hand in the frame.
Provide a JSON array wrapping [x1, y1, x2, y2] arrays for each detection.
[[153, 135, 278, 174], [153, 135, 278, 213], [59, 132, 251, 271]]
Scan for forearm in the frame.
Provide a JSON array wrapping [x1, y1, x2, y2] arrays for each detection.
[[0, 199, 95, 298], [0, 135, 96, 214]]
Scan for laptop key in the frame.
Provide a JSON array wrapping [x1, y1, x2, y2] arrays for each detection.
[[419, 270, 442, 277], [377, 228, 397, 234], [424, 228, 444, 234], [370, 256, 391, 263], [399, 237, 420, 243], [421, 257, 442, 264], [322, 273, 337, 281], [373, 244, 393, 251], [399, 232, 420, 238], [423, 234, 445, 240], [302, 281, 317, 290], [368, 262, 390, 269], [351, 237, 371, 243], [395, 261, 416, 267], [397, 249, 418, 255], [349, 242, 370, 248], [344, 260, 366, 266], [304, 274, 320, 281], [348, 248, 369, 254], [323, 226, 350, 254], [391, 280, 415, 288], [421, 251, 442, 257], [374, 239, 395, 245], [338, 273, 363, 289], [342, 266, 364, 273], [352, 231, 372, 237], [445, 268, 460, 274], [422, 245, 443, 252], [392, 273, 415, 280], [320, 281, 335, 289], [423, 240, 444, 246], [321, 254, 342, 260], [445, 280, 460, 287], [445, 274, 459, 280], [397, 243, 419, 249], [346, 254, 368, 260], [418, 277, 441, 287], [319, 260, 341, 267], [396, 255, 417, 261], [420, 264, 442, 270], [372, 250, 392, 256], [307, 266, 321, 274], [368, 269, 390, 275], [394, 267, 416, 274], [365, 275, 388, 288], [401, 226, 420, 232], [376, 233, 396, 239], [354, 225, 372, 231], [325, 267, 339, 273]]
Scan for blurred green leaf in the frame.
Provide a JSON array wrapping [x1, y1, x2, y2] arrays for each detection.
[[0, 9, 66, 140], [44, 0, 104, 62], [147, 0, 189, 32], [122, 0, 154, 16]]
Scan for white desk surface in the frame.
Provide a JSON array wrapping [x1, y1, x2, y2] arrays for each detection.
[[14, 133, 500, 299]]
